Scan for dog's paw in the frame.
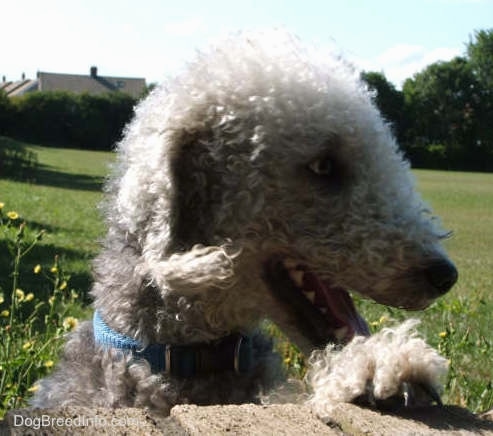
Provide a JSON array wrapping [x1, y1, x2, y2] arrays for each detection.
[[353, 379, 443, 410], [306, 320, 449, 420]]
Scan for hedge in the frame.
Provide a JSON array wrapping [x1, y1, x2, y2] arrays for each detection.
[[0, 91, 136, 150]]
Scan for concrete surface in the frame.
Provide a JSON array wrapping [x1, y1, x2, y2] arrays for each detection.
[[2, 403, 493, 435]]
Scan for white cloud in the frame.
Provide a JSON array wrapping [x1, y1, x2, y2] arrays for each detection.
[[354, 44, 462, 88], [376, 45, 424, 66], [422, 47, 463, 65]]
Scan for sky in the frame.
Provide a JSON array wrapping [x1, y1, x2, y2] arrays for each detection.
[[2, 0, 492, 88]]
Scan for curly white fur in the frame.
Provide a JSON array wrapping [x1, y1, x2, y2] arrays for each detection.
[[306, 320, 449, 421], [31, 30, 456, 420]]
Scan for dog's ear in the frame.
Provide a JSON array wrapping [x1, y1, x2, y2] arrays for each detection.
[[135, 129, 239, 295], [167, 131, 218, 251], [142, 243, 238, 295]]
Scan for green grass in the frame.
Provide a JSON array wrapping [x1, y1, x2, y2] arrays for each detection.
[[0, 137, 114, 300], [417, 170, 493, 296], [417, 170, 493, 409], [1, 137, 492, 414], [0, 138, 114, 413]]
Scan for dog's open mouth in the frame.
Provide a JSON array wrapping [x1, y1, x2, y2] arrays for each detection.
[[264, 259, 370, 350]]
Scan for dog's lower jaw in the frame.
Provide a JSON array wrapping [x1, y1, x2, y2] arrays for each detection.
[[262, 259, 370, 355]]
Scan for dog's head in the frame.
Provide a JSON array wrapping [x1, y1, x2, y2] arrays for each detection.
[[111, 31, 457, 350]]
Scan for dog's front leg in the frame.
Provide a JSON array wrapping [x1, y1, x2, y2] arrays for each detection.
[[305, 320, 449, 422]]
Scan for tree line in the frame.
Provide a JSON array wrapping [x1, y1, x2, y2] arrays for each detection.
[[0, 29, 492, 170], [361, 29, 493, 171]]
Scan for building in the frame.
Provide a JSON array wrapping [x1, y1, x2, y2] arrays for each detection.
[[1, 67, 146, 99]]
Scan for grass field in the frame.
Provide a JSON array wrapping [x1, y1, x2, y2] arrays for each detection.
[[1, 137, 492, 414], [0, 138, 113, 301]]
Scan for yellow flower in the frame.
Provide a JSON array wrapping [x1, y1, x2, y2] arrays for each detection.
[[439, 331, 448, 338], [48, 296, 55, 306], [283, 357, 291, 365], [27, 384, 40, 393], [24, 293, 34, 302], [44, 360, 54, 368], [0, 202, 4, 210], [15, 289, 24, 302], [1, 310, 9, 317], [15, 288, 25, 302], [370, 315, 389, 328], [22, 341, 34, 350], [34, 264, 42, 274], [59, 281, 68, 291], [63, 316, 78, 331], [0, 295, 4, 305], [7, 211, 19, 220], [50, 266, 58, 274]]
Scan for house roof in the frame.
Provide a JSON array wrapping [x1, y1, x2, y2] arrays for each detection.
[[37, 68, 146, 98], [1, 67, 146, 98], [1, 79, 38, 96]]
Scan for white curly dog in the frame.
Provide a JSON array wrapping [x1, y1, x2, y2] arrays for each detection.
[[32, 31, 457, 422]]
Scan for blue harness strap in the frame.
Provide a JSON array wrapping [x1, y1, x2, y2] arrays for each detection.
[[93, 311, 253, 377]]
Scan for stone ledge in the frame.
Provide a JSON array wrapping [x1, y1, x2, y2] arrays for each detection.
[[1, 403, 493, 435]]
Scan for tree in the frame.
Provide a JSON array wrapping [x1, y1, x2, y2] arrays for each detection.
[[467, 29, 493, 154], [402, 57, 488, 169], [467, 29, 493, 90], [360, 71, 405, 140]]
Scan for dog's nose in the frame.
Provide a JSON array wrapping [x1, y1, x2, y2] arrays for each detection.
[[425, 259, 458, 297]]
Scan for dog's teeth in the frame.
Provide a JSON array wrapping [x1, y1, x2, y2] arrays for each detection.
[[303, 290, 315, 303], [283, 259, 299, 270], [334, 326, 349, 340], [288, 270, 304, 287]]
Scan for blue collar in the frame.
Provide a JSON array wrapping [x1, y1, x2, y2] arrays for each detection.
[[93, 311, 253, 377]]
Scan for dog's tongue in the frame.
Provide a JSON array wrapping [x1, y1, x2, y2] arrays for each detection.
[[303, 272, 370, 342]]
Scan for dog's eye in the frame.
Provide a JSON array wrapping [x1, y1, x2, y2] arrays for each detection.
[[306, 155, 347, 190], [308, 157, 333, 176]]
